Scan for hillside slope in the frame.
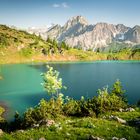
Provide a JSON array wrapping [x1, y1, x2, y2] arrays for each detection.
[[0, 25, 140, 64], [0, 25, 73, 64]]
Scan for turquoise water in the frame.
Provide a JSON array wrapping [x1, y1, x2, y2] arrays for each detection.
[[0, 61, 140, 119]]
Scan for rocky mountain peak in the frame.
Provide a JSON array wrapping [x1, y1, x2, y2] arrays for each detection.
[[133, 25, 140, 31], [68, 15, 88, 25], [57, 16, 89, 41], [116, 24, 129, 33], [124, 25, 140, 43], [63, 16, 88, 30]]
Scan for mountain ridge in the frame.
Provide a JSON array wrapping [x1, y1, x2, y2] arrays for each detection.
[[26, 16, 140, 50]]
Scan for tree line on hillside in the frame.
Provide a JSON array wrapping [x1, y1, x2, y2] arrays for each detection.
[[0, 25, 70, 57]]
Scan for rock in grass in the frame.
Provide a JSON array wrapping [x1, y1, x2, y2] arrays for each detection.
[[34, 119, 56, 127], [119, 107, 135, 112], [120, 138, 127, 140], [89, 135, 104, 140], [17, 129, 24, 133], [32, 123, 40, 128], [119, 108, 124, 112], [110, 115, 127, 124], [66, 132, 71, 136], [46, 119, 55, 127], [112, 137, 127, 140], [112, 137, 119, 140], [115, 116, 127, 124], [125, 107, 135, 112], [39, 137, 46, 140]]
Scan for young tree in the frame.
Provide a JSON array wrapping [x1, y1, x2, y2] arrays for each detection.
[[41, 65, 66, 98], [111, 79, 126, 101], [52, 39, 58, 53], [61, 41, 69, 50], [46, 36, 52, 44]]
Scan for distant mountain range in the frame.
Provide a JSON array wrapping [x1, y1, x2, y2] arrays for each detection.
[[26, 16, 140, 50]]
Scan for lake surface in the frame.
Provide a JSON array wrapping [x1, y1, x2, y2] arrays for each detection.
[[0, 61, 140, 119]]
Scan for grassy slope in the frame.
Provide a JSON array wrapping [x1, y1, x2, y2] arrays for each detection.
[[1, 111, 140, 140]]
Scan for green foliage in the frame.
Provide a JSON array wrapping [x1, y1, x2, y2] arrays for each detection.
[[46, 36, 53, 44], [41, 65, 66, 98], [63, 85, 127, 117], [95, 87, 127, 115], [61, 41, 70, 50], [20, 47, 34, 57], [0, 34, 9, 48], [63, 97, 81, 116], [63, 96, 91, 117], [76, 53, 88, 60], [23, 97, 64, 127], [23, 99, 49, 127], [111, 79, 126, 102]]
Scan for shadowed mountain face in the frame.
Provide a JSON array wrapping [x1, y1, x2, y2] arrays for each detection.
[[27, 16, 140, 50]]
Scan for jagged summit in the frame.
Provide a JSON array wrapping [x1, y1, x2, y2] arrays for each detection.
[[66, 15, 89, 26], [61, 16, 89, 34]]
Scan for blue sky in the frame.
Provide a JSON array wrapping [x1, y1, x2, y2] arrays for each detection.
[[0, 0, 139, 28]]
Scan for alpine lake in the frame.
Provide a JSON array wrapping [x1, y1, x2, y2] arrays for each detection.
[[0, 61, 140, 120]]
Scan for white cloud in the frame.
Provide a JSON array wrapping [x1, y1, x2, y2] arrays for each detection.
[[52, 4, 60, 8], [62, 2, 69, 8], [52, 2, 69, 8]]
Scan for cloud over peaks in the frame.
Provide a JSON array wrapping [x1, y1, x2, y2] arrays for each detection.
[[52, 2, 69, 8]]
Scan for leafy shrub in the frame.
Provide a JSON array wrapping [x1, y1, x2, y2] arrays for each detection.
[[63, 96, 96, 117], [63, 85, 127, 117], [23, 96, 63, 128], [94, 87, 126, 115], [111, 79, 127, 102], [63, 97, 81, 116]]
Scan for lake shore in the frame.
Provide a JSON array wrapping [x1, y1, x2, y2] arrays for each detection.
[[1, 48, 140, 64], [1, 54, 140, 65]]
